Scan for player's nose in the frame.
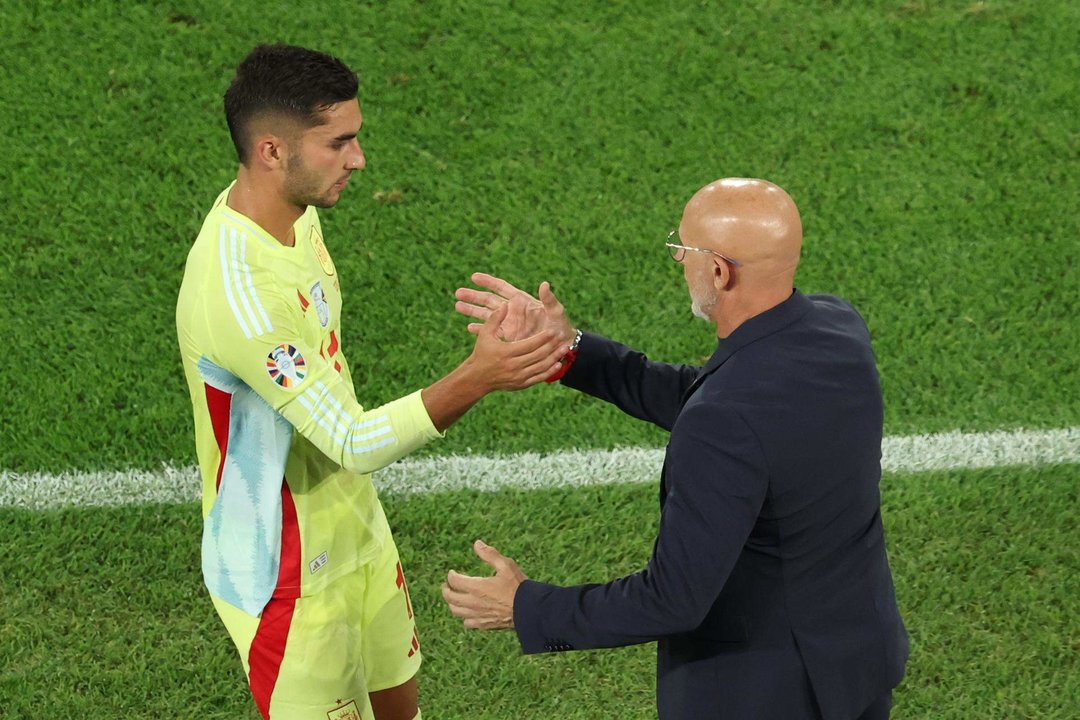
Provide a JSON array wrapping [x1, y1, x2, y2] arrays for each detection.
[[347, 139, 365, 170]]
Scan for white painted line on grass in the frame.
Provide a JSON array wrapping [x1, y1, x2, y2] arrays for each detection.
[[1, 427, 1077, 511]]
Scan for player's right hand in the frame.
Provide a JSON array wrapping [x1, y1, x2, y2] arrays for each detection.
[[467, 302, 567, 391]]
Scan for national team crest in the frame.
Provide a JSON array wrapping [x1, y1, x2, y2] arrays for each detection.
[[266, 344, 306, 388], [311, 281, 330, 328], [310, 225, 336, 276], [326, 699, 362, 720]]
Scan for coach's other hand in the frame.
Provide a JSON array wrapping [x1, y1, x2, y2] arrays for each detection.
[[442, 540, 527, 630]]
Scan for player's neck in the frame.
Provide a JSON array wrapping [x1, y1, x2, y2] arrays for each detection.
[[228, 168, 303, 247]]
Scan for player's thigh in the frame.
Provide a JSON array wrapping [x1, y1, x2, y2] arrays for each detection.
[[268, 584, 377, 720], [213, 586, 375, 720], [360, 536, 422, 696], [275, 541, 422, 720], [369, 675, 418, 720]]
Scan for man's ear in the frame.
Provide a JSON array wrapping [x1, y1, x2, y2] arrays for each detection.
[[712, 258, 734, 292], [251, 133, 287, 169]]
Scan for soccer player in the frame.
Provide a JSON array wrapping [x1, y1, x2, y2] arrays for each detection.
[[176, 44, 567, 720]]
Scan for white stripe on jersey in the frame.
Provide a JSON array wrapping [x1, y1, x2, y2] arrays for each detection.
[[238, 231, 274, 333], [229, 229, 267, 337], [317, 384, 396, 449], [219, 225, 252, 339], [349, 414, 397, 451], [314, 380, 362, 422], [299, 380, 397, 456], [352, 437, 397, 454], [297, 394, 350, 447], [221, 208, 280, 250], [307, 380, 355, 429], [351, 426, 393, 443], [298, 384, 351, 443], [350, 425, 397, 453], [353, 415, 392, 430]]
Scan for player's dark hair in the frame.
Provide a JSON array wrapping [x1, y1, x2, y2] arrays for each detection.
[[224, 44, 358, 164]]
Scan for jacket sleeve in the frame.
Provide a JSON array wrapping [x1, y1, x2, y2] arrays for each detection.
[[513, 401, 767, 652], [560, 332, 701, 431]]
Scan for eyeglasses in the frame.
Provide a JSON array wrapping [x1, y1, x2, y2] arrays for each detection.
[[665, 230, 743, 267]]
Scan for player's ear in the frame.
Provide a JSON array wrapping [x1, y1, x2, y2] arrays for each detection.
[[251, 133, 286, 169]]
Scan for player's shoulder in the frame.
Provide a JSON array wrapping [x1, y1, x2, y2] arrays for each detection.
[[195, 189, 267, 245], [181, 188, 295, 321], [190, 185, 233, 244], [190, 196, 286, 275]]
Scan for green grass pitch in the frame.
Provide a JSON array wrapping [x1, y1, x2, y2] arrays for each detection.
[[1, 1, 1077, 718]]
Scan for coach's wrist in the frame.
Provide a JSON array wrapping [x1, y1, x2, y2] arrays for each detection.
[[546, 329, 582, 383], [566, 328, 582, 354]]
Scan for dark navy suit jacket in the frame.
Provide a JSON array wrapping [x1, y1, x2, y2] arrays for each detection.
[[513, 290, 908, 719]]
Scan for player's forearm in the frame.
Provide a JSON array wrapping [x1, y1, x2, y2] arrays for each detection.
[[284, 383, 443, 475], [421, 357, 490, 433]]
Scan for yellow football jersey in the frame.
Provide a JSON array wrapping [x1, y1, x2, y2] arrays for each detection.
[[177, 183, 442, 616]]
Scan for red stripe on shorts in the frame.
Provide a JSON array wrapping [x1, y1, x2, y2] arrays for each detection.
[[248, 479, 302, 719], [203, 383, 232, 491]]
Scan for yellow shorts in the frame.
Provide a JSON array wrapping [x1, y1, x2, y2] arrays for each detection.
[[211, 534, 422, 720]]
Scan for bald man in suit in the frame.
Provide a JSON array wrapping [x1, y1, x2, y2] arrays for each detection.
[[443, 178, 908, 720]]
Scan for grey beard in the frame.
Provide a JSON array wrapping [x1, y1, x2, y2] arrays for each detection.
[[691, 291, 716, 321]]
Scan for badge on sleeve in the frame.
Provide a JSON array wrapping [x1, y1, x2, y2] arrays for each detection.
[[311, 281, 330, 328], [266, 344, 306, 388]]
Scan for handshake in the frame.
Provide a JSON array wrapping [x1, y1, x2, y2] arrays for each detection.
[[453, 272, 578, 392]]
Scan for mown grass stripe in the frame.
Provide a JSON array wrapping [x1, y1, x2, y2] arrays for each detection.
[[1, 427, 1077, 511]]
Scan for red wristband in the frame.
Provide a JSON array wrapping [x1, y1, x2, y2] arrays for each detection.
[[545, 349, 578, 383]]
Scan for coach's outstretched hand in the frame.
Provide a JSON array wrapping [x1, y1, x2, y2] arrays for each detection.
[[456, 272, 575, 345], [442, 540, 527, 630], [463, 302, 565, 391], [421, 302, 565, 432]]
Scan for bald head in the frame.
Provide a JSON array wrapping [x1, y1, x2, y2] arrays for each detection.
[[679, 178, 803, 287], [675, 178, 803, 336]]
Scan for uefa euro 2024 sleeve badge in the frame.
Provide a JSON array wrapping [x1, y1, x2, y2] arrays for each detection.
[[266, 344, 306, 389]]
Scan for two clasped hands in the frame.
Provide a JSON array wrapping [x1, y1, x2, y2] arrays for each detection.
[[440, 272, 573, 631]]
